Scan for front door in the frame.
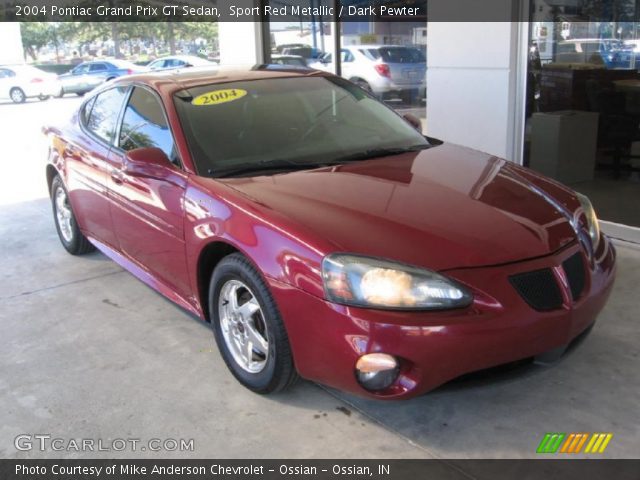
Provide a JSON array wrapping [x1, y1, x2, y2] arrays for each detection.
[[107, 86, 192, 300]]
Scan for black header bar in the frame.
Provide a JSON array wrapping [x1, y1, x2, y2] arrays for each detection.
[[0, 0, 536, 23]]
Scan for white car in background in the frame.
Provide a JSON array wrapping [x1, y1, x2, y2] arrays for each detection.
[[147, 55, 213, 71], [0, 65, 61, 103], [310, 45, 426, 102]]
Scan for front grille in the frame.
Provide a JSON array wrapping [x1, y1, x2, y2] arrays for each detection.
[[509, 268, 563, 311], [563, 252, 586, 301]]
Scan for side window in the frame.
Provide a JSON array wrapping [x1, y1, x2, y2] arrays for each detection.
[[85, 87, 127, 143], [73, 64, 89, 75], [90, 63, 108, 72], [80, 97, 97, 126], [0, 68, 15, 78], [341, 49, 354, 62], [119, 87, 177, 164]]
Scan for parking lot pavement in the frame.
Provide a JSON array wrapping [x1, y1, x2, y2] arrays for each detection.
[[0, 197, 431, 459], [1, 98, 638, 461]]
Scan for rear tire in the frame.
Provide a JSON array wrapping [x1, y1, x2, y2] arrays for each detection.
[[50, 176, 95, 255], [209, 253, 298, 394], [10, 87, 26, 104]]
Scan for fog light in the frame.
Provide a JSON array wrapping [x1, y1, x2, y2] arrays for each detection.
[[355, 353, 399, 391]]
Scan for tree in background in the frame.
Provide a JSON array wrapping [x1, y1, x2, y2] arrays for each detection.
[[20, 22, 218, 63]]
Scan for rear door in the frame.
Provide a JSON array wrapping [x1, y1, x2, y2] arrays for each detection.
[[107, 86, 191, 299], [64, 86, 127, 247]]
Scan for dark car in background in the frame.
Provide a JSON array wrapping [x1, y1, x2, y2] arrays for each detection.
[[57, 60, 147, 97], [270, 54, 309, 68], [281, 46, 324, 60]]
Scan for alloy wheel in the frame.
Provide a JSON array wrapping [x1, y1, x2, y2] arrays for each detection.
[[10, 88, 25, 103], [218, 279, 269, 373], [54, 187, 74, 242]]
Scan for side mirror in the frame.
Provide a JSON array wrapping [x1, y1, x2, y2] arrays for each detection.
[[123, 147, 173, 179], [403, 113, 422, 131]]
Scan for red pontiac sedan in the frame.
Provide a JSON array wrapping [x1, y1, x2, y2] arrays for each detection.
[[44, 66, 616, 399]]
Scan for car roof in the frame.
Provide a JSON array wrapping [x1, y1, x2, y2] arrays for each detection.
[[107, 64, 331, 95]]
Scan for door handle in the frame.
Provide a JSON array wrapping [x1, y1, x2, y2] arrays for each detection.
[[110, 170, 124, 185]]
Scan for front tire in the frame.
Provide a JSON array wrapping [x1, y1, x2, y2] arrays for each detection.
[[10, 87, 26, 104], [209, 253, 298, 394], [50, 176, 95, 255]]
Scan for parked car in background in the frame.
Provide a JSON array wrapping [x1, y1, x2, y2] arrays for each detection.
[[57, 60, 146, 97], [275, 43, 307, 53], [147, 55, 213, 71], [269, 54, 308, 68], [281, 46, 324, 60], [555, 39, 637, 68], [0, 64, 61, 103], [310, 45, 426, 102], [44, 66, 615, 399]]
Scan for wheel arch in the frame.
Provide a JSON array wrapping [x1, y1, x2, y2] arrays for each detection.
[[196, 240, 241, 322], [46, 164, 60, 195]]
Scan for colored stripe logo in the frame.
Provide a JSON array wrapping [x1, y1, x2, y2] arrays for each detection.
[[537, 433, 613, 454]]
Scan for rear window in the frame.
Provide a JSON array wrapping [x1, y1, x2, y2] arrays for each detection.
[[377, 47, 425, 64]]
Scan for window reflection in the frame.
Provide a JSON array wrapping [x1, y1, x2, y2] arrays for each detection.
[[527, 2, 640, 228], [120, 87, 177, 163], [86, 87, 127, 143]]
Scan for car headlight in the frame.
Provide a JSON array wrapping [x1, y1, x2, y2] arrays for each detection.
[[322, 254, 473, 310], [576, 193, 600, 251]]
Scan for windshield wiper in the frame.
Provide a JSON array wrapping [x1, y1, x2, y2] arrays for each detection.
[[211, 144, 431, 178], [210, 160, 333, 178], [329, 144, 431, 163]]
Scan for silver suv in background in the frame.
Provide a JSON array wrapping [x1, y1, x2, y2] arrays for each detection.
[[310, 45, 426, 103]]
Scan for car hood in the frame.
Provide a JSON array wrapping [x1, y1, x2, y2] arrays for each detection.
[[221, 144, 579, 271]]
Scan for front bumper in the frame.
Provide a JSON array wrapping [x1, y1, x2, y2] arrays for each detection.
[[269, 237, 616, 399]]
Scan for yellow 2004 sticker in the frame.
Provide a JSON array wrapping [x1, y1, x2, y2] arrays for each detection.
[[192, 88, 247, 106]]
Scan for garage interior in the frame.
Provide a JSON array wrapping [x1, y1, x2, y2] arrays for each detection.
[[1, 2, 640, 462]]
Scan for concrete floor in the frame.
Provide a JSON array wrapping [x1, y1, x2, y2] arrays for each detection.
[[0, 97, 639, 461]]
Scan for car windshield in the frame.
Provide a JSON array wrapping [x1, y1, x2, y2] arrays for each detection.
[[174, 76, 430, 178]]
